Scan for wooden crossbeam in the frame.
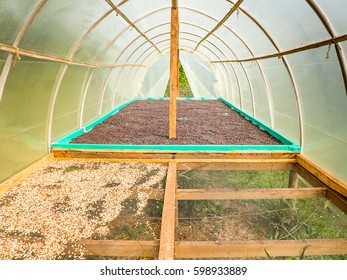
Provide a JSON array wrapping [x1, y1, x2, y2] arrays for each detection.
[[175, 239, 347, 258], [80, 240, 159, 257], [176, 188, 327, 201], [195, 0, 244, 50], [52, 149, 299, 161], [158, 161, 177, 260], [211, 33, 347, 64], [104, 0, 160, 53], [177, 160, 294, 171], [296, 155, 347, 198], [174, 152, 299, 160]]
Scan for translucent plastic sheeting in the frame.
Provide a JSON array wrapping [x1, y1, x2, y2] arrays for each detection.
[[225, 11, 278, 57], [124, 66, 144, 100], [100, 68, 121, 116], [315, 0, 347, 36], [51, 65, 91, 141], [0, 59, 62, 182], [180, 0, 231, 25], [242, 62, 272, 127], [259, 58, 300, 145], [82, 68, 110, 126], [287, 47, 347, 183], [0, 0, 40, 45], [241, 0, 330, 51], [179, 52, 218, 98], [232, 63, 253, 116], [139, 54, 169, 98], [19, 0, 110, 59], [72, 12, 130, 65]]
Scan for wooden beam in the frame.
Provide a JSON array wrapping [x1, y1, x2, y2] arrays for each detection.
[[0, 153, 53, 197], [175, 239, 347, 259], [52, 149, 299, 161], [80, 240, 159, 257], [176, 188, 327, 201], [174, 152, 299, 160], [210, 33, 347, 64], [288, 170, 299, 188], [0, 42, 116, 69], [326, 189, 347, 215], [52, 149, 174, 160], [288, 170, 299, 211], [169, 2, 179, 139], [177, 160, 294, 171], [296, 155, 347, 198], [195, 0, 244, 50], [158, 161, 177, 260], [292, 164, 326, 188]]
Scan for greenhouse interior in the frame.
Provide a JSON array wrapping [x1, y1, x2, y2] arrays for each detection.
[[0, 0, 347, 260]]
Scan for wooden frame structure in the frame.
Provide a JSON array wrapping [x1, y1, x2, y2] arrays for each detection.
[[1, 149, 347, 260]]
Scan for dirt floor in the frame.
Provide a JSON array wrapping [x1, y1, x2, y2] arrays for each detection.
[[71, 100, 282, 145]]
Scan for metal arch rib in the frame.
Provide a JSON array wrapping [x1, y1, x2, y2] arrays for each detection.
[[305, 0, 347, 94], [104, 0, 161, 54], [195, 0, 244, 50]]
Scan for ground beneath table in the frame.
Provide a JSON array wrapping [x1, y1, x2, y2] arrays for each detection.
[[71, 100, 281, 145]]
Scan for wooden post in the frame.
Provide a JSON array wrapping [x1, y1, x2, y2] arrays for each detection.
[[288, 170, 299, 212], [169, 0, 179, 139], [288, 170, 299, 188]]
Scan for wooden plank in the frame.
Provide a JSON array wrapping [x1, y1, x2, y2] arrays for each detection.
[[53, 149, 173, 159], [55, 157, 170, 164], [80, 240, 159, 257], [326, 189, 347, 215], [169, 2, 179, 139], [0, 153, 53, 197], [296, 155, 347, 198], [175, 239, 347, 259], [176, 188, 327, 201], [158, 161, 177, 260], [174, 152, 299, 159], [177, 161, 293, 171], [53, 149, 299, 160], [292, 164, 326, 188], [293, 164, 347, 214]]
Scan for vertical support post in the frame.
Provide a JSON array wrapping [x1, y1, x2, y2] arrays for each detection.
[[288, 170, 299, 212], [158, 161, 177, 260], [169, 0, 179, 139], [288, 170, 299, 189]]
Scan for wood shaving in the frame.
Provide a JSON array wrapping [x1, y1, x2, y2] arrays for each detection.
[[0, 160, 167, 260]]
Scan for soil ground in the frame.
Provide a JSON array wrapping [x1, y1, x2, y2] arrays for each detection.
[[71, 100, 281, 145]]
